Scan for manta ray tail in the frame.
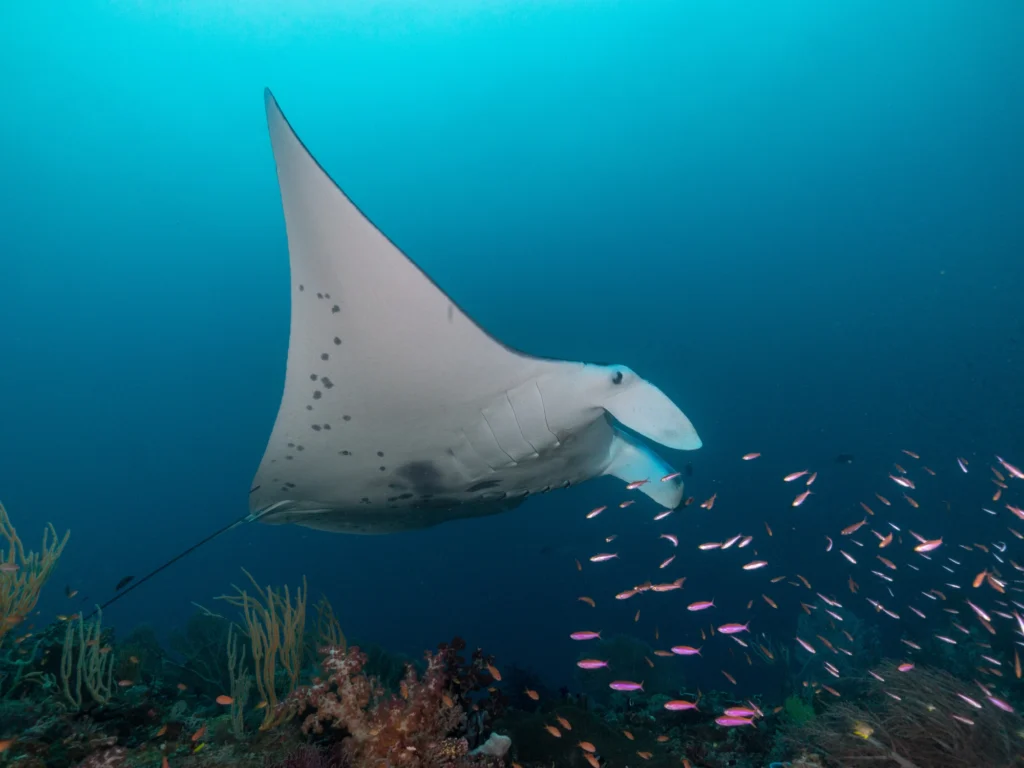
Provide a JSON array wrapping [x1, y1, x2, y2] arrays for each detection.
[[85, 513, 253, 618]]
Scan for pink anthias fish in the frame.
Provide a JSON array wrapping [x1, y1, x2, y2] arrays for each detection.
[[687, 600, 715, 612], [742, 452, 761, 460], [724, 707, 758, 717], [988, 696, 1015, 713], [664, 700, 699, 711], [716, 716, 755, 727], [589, 553, 618, 562], [570, 631, 601, 641], [576, 659, 609, 669], [784, 470, 808, 482], [996, 455, 1024, 479], [609, 680, 643, 691], [796, 637, 816, 654], [0, 563, 19, 573], [717, 622, 750, 635], [670, 645, 702, 656], [792, 490, 813, 507], [898, 662, 915, 672], [914, 538, 942, 553], [889, 474, 915, 489]]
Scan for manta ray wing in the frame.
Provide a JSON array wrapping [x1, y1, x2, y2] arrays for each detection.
[[252, 90, 588, 532]]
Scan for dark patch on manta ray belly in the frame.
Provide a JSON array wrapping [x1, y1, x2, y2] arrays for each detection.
[[465, 479, 501, 493], [395, 460, 448, 495]]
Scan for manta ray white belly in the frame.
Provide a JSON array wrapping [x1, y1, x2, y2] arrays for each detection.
[[250, 90, 702, 534]]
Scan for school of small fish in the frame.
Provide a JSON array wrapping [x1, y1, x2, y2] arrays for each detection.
[[554, 449, 1024, 761]]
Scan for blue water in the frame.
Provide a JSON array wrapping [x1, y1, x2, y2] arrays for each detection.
[[1, 0, 1022, 693]]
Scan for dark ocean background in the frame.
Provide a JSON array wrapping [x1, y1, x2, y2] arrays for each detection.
[[1, 0, 1022, 696]]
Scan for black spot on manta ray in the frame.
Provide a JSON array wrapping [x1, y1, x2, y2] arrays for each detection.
[[332, 305, 340, 314], [310, 374, 318, 381], [334, 337, 342, 345], [321, 353, 329, 361], [313, 391, 322, 400], [321, 377, 334, 389], [612, 370, 623, 385]]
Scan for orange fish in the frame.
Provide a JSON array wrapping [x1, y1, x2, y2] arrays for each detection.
[[215, 695, 233, 705], [841, 518, 867, 535], [879, 532, 892, 548], [487, 664, 501, 681], [721, 670, 737, 684], [191, 725, 206, 742], [700, 494, 717, 510], [556, 715, 572, 731], [764, 521, 773, 536], [544, 725, 561, 738], [875, 493, 891, 506], [623, 730, 635, 740], [578, 596, 595, 607], [762, 594, 778, 609]]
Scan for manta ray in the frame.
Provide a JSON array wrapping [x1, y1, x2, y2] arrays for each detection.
[[94, 90, 702, 611], [250, 89, 702, 534]]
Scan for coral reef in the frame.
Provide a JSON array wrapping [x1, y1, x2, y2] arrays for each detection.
[[284, 644, 502, 767], [782, 661, 1024, 767]]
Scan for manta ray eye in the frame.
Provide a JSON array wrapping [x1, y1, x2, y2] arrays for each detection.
[[611, 371, 624, 385]]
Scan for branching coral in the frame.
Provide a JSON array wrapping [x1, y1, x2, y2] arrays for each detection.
[[285, 645, 474, 767], [783, 661, 1024, 767], [0, 501, 69, 646], [218, 569, 307, 730], [61, 608, 116, 708]]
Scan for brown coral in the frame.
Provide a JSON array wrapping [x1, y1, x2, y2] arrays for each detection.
[[285, 645, 469, 767]]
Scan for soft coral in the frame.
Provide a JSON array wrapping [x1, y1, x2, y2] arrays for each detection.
[[285, 646, 469, 767]]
